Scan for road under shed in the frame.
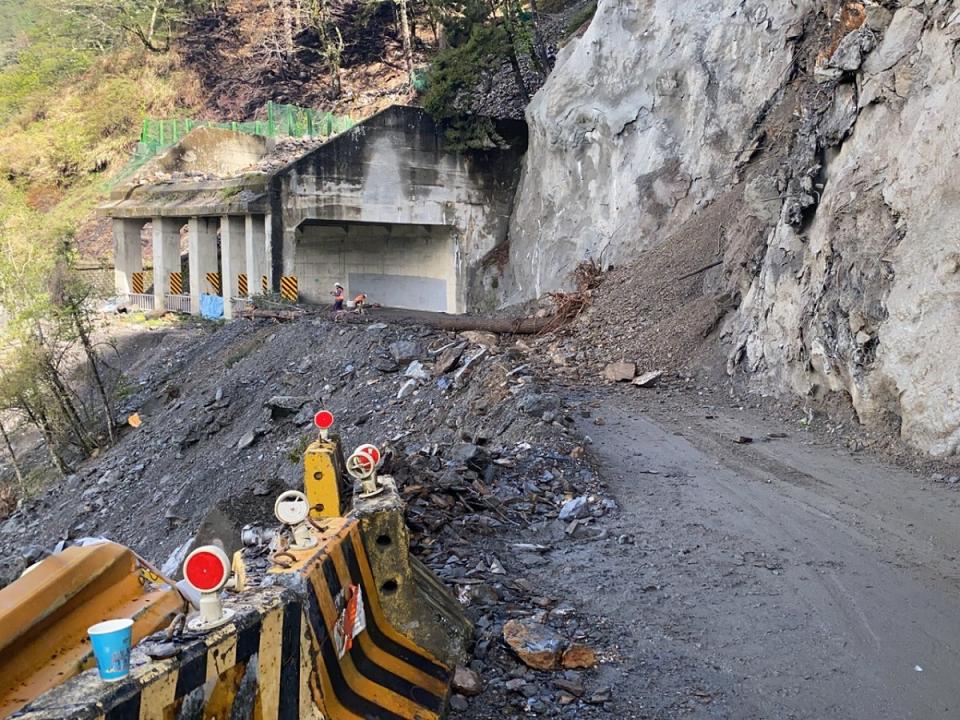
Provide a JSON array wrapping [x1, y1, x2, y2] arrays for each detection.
[[295, 220, 457, 312]]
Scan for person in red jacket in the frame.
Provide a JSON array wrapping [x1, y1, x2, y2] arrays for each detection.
[[331, 282, 345, 310]]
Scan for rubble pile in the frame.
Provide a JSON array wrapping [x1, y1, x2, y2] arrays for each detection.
[[0, 313, 622, 716]]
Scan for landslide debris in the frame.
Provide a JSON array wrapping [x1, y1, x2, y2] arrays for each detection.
[[0, 313, 624, 717]]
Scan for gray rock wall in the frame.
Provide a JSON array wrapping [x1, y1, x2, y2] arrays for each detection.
[[728, 4, 960, 455], [505, 0, 812, 299], [507, 0, 960, 455]]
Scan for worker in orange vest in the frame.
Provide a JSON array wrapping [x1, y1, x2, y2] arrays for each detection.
[[331, 282, 345, 310], [353, 293, 367, 314]]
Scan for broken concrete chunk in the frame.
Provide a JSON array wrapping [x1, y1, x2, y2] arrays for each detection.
[[503, 618, 565, 670], [602, 361, 636, 382], [632, 370, 663, 388]]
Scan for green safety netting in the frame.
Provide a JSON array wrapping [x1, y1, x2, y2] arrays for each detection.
[[113, 101, 354, 185]]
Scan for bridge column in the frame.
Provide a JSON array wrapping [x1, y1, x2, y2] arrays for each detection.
[[220, 215, 246, 320], [245, 214, 267, 296], [152, 218, 180, 312], [188, 217, 219, 316], [112, 219, 143, 297]]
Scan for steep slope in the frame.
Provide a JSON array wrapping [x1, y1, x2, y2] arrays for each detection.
[[505, 0, 960, 456]]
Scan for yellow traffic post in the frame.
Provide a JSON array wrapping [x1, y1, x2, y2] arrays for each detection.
[[304, 410, 350, 518]]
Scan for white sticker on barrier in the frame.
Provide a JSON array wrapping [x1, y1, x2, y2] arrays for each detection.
[[333, 584, 367, 659]]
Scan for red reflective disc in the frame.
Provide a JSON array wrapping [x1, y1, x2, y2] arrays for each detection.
[[356, 449, 375, 470], [357, 444, 381, 463], [314, 410, 335, 430], [184, 550, 226, 591]]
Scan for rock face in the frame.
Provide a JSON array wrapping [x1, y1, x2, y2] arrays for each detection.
[[728, 5, 960, 455], [506, 0, 960, 455], [506, 0, 809, 301]]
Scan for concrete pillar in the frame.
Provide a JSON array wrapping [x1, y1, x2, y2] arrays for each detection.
[[188, 217, 220, 316], [282, 226, 298, 279], [152, 217, 181, 311], [265, 212, 276, 292], [112, 219, 143, 296], [220, 215, 246, 320], [244, 214, 267, 296]]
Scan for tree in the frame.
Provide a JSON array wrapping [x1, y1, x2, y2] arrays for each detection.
[[396, 0, 415, 83], [0, 184, 120, 486], [42, 0, 199, 53], [423, 0, 547, 145], [308, 0, 345, 96], [0, 417, 25, 493]]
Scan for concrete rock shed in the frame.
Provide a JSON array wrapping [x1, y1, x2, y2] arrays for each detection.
[[100, 106, 526, 318]]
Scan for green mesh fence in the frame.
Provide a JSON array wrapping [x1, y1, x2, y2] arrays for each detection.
[[113, 101, 355, 185]]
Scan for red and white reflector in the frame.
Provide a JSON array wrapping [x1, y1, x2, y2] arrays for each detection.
[[314, 410, 335, 440], [183, 546, 230, 592], [347, 444, 384, 499], [182, 545, 234, 632], [355, 443, 381, 467]]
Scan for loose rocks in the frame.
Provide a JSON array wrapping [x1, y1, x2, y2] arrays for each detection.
[[503, 618, 565, 670]]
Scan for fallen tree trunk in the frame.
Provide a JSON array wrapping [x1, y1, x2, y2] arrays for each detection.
[[333, 309, 553, 335], [411, 314, 552, 334], [240, 309, 306, 321]]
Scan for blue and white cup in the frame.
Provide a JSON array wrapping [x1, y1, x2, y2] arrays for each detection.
[[88, 618, 134, 681]]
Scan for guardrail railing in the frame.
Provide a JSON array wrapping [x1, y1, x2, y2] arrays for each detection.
[[163, 294, 192, 314], [124, 294, 155, 312]]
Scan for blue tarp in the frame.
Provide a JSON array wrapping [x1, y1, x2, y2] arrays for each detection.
[[199, 293, 224, 319]]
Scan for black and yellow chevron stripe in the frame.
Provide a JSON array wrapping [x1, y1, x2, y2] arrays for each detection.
[[205, 273, 221, 295], [169, 272, 183, 296], [298, 524, 450, 720], [130, 272, 145, 295], [280, 276, 298, 303]]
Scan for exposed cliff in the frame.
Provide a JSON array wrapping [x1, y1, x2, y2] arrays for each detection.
[[506, 0, 960, 455]]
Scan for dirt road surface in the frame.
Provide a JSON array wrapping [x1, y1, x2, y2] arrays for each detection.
[[555, 387, 960, 718]]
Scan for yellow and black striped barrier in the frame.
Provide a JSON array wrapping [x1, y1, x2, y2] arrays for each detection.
[[280, 276, 298, 303], [169, 271, 183, 295], [206, 272, 222, 295], [261, 275, 270, 294], [131, 271, 145, 295], [10, 482, 470, 720], [237, 273, 248, 297]]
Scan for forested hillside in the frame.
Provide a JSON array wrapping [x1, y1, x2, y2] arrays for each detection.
[[0, 0, 580, 501]]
